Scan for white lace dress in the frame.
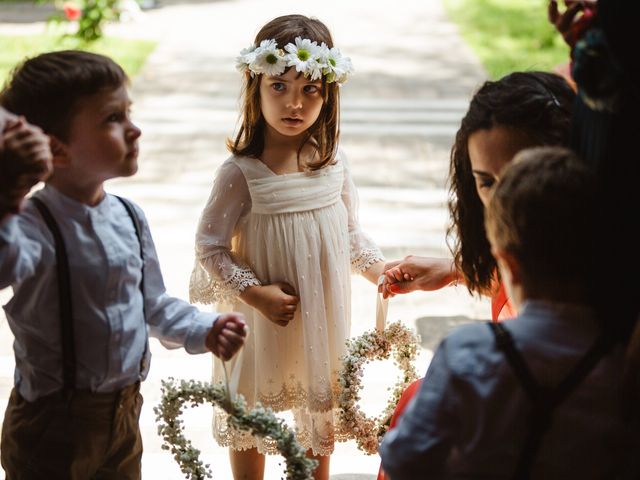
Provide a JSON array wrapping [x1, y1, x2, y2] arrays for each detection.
[[190, 152, 384, 455]]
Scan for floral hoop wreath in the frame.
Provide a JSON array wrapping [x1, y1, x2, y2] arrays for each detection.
[[235, 37, 354, 84], [154, 378, 318, 480], [337, 321, 420, 455]]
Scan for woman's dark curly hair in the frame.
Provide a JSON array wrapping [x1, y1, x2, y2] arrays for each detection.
[[447, 71, 575, 296]]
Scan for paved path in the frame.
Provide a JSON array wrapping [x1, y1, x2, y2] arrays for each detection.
[[0, 1, 487, 478]]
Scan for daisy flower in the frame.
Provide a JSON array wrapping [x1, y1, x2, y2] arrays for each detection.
[[284, 37, 322, 77], [235, 43, 257, 74], [251, 40, 287, 77], [320, 44, 354, 84]]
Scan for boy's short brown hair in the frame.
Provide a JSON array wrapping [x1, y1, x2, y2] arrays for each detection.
[[0, 50, 127, 141], [485, 146, 597, 297]]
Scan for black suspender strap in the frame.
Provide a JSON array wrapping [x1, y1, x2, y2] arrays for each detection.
[[31, 195, 150, 393], [31, 197, 76, 393], [488, 322, 612, 480], [115, 195, 149, 374]]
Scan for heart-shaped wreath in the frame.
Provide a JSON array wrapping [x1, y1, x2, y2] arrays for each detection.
[[154, 378, 318, 479], [336, 321, 420, 455]]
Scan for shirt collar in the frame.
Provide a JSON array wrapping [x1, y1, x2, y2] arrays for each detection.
[[519, 299, 599, 328], [38, 183, 111, 222]]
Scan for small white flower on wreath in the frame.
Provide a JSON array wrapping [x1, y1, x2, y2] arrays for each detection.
[[235, 43, 258, 74], [236, 36, 354, 84], [251, 39, 288, 76], [284, 37, 324, 80], [319, 44, 353, 84]]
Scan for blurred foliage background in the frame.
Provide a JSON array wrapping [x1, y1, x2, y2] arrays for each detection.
[[0, 0, 156, 85], [444, 0, 570, 79]]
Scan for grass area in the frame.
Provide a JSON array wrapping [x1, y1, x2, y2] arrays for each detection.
[[0, 33, 157, 86], [444, 0, 570, 79]]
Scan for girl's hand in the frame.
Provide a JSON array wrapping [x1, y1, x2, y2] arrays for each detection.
[[241, 282, 299, 327], [382, 256, 459, 298], [206, 312, 247, 361], [380, 263, 414, 299]]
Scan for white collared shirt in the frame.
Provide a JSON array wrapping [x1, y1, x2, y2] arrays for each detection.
[[0, 184, 217, 401]]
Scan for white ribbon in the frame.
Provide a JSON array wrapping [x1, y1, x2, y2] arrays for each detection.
[[221, 325, 249, 408], [377, 275, 388, 332]]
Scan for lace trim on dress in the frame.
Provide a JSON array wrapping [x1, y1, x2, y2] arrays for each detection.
[[257, 374, 335, 412], [212, 377, 349, 456], [190, 263, 261, 305], [351, 247, 385, 274], [213, 408, 350, 456]]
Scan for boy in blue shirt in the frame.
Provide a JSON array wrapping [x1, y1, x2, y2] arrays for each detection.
[[0, 50, 246, 479]]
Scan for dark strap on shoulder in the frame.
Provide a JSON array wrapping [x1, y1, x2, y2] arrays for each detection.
[[114, 196, 148, 374], [31, 197, 76, 393], [488, 322, 612, 480]]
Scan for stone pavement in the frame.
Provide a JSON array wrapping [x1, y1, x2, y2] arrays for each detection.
[[0, 0, 488, 478]]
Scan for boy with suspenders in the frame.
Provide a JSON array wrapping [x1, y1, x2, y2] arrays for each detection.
[[0, 51, 246, 479]]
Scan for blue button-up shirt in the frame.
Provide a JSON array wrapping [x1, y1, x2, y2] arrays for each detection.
[[0, 184, 218, 401], [379, 301, 634, 479]]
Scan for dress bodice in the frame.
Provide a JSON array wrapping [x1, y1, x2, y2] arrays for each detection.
[[232, 157, 344, 215]]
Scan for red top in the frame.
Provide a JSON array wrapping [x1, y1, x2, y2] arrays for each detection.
[[491, 282, 517, 322]]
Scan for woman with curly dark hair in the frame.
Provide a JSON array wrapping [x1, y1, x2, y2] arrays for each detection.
[[377, 70, 575, 480], [384, 70, 575, 320]]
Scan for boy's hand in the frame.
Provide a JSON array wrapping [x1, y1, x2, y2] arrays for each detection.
[[241, 282, 299, 327], [0, 119, 52, 218], [206, 312, 247, 361]]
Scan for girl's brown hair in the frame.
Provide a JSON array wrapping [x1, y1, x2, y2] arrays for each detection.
[[227, 14, 340, 170]]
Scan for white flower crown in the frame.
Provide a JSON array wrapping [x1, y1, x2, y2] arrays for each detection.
[[235, 36, 354, 84]]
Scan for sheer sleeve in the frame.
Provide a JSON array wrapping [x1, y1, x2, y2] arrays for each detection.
[[189, 159, 259, 305], [339, 151, 385, 273]]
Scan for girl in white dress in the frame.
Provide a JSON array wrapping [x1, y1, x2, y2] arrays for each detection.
[[189, 14, 386, 480]]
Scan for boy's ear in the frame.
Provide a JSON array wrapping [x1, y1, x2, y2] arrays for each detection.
[[49, 135, 71, 168]]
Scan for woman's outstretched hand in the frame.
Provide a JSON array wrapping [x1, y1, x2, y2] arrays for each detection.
[[380, 256, 459, 299], [241, 282, 299, 327]]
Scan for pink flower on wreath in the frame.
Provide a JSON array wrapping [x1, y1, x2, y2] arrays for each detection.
[[63, 2, 82, 21]]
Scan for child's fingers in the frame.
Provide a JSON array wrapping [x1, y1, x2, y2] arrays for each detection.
[[384, 268, 400, 283], [381, 284, 395, 299], [222, 327, 245, 344], [225, 316, 247, 334], [390, 268, 404, 282], [2, 117, 24, 133], [388, 282, 412, 295]]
